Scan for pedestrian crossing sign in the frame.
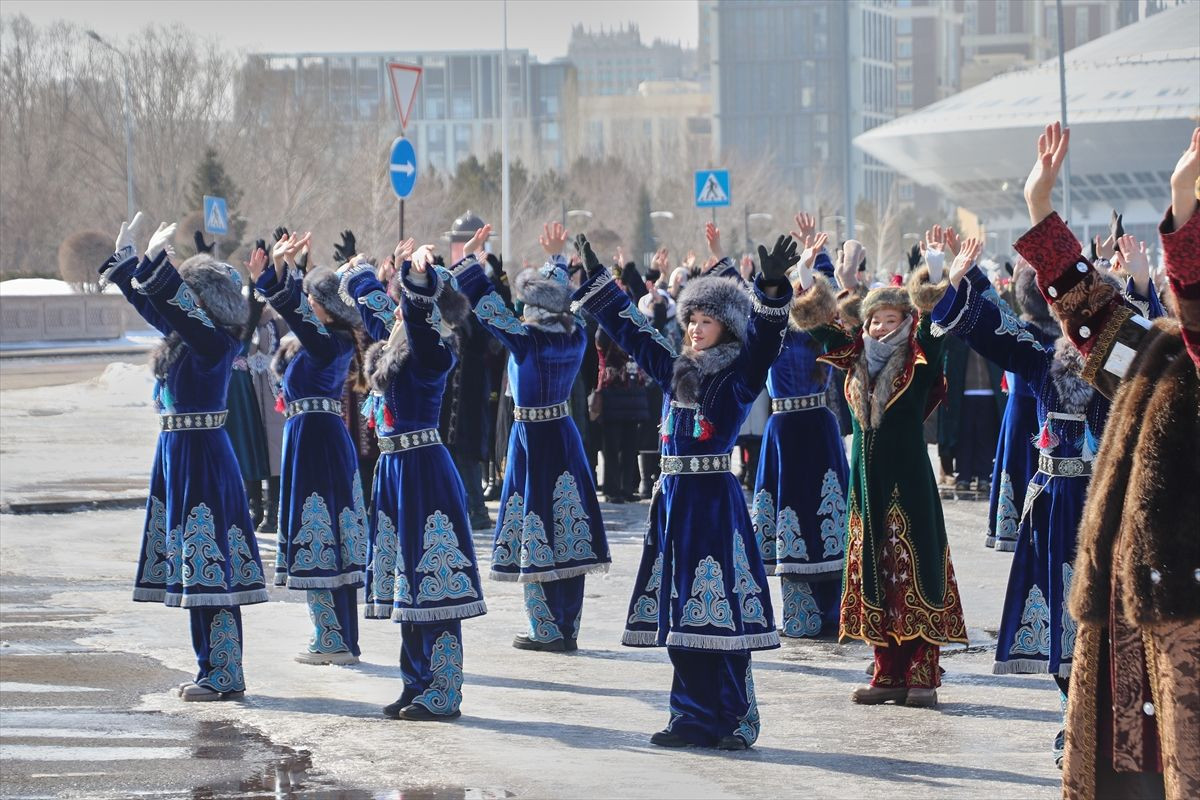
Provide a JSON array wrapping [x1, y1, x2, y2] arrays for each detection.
[[203, 195, 229, 236], [694, 170, 731, 208]]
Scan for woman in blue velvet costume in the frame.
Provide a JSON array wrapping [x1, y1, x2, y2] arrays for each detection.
[[573, 226, 794, 750], [251, 233, 368, 666], [104, 214, 269, 702], [750, 231, 849, 638], [449, 223, 609, 653], [341, 241, 486, 722]]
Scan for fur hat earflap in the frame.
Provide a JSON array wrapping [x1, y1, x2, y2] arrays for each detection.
[[1014, 262, 1054, 329], [303, 265, 361, 329], [177, 254, 249, 334], [675, 275, 752, 345], [789, 275, 837, 331], [514, 263, 571, 314], [837, 286, 868, 327], [860, 286, 914, 326], [436, 282, 471, 330], [906, 264, 950, 312]]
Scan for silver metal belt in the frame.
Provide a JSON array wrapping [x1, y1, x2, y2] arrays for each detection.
[[285, 397, 343, 419], [378, 427, 441, 454], [771, 393, 826, 413], [513, 400, 569, 422], [660, 452, 733, 476], [160, 411, 228, 431], [1037, 454, 1092, 478]]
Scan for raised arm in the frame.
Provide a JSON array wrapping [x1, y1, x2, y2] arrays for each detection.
[[338, 242, 405, 343], [733, 234, 798, 400], [253, 238, 341, 362], [396, 248, 455, 373], [1161, 127, 1200, 368], [100, 213, 172, 336], [572, 233, 677, 389], [449, 223, 532, 359]]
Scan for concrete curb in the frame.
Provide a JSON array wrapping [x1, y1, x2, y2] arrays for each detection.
[[0, 345, 152, 360], [1, 496, 148, 515]]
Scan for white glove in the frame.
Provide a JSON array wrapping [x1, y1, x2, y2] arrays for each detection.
[[791, 256, 815, 290], [114, 211, 146, 257], [146, 222, 177, 261], [924, 248, 945, 283]]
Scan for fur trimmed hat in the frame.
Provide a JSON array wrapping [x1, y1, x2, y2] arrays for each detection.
[[675, 275, 752, 345], [514, 261, 571, 313], [177, 254, 248, 333], [906, 264, 950, 312], [303, 265, 362, 329], [860, 285, 913, 326]]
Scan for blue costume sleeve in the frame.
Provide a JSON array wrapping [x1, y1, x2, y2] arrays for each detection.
[[130, 251, 234, 358], [257, 265, 343, 361], [571, 270, 678, 390], [708, 256, 740, 281], [101, 250, 172, 336], [734, 276, 793, 402], [397, 261, 454, 373], [931, 275, 1051, 385], [450, 254, 531, 360], [1124, 276, 1166, 320], [339, 264, 398, 342]]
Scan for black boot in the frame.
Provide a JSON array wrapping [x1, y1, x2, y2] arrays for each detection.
[[482, 461, 500, 501], [245, 479, 264, 530], [258, 475, 280, 533], [638, 452, 658, 499]]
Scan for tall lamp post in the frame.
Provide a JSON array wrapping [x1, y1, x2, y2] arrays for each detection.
[[744, 210, 773, 253], [86, 30, 135, 222]]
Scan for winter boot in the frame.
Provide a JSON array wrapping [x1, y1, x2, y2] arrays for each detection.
[[258, 476, 280, 534], [638, 451, 659, 499], [245, 480, 264, 530]]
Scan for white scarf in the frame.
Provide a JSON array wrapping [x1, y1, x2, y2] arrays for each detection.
[[862, 315, 913, 380]]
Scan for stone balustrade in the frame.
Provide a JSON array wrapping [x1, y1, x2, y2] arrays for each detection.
[[0, 295, 128, 343]]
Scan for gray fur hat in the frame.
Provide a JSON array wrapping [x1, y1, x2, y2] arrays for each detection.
[[675, 275, 752, 344], [177, 254, 248, 333], [303, 265, 361, 329], [514, 262, 571, 314]]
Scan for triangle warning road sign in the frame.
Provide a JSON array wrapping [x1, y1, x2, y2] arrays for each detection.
[[388, 63, 423, 131]]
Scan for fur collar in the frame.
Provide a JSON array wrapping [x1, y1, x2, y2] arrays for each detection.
[[672, 341, 741, 404], [1048, 337, 1093, 413], [364, 327, 459, 393], [150, 333, 186, 380], [271, 334, 302, 379], [845, 327, 913, 430], [522, 306, 576, 334]]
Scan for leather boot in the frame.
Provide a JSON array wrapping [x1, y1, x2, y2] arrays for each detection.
[[245, 479, 264, 530], [638, 451, 659, 499], [258, 476, 280, 533], [482, 460, 500, 501]]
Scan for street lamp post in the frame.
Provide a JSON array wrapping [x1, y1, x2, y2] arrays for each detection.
[[86, 30, 135, 222], [743, 210, 773, 253]]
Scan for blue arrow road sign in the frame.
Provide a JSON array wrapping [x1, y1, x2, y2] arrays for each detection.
[[203, 195, 229, 235], [389, 137, 418, 199], [694, 170, 731, 208]]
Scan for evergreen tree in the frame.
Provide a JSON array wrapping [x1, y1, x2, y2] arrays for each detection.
[[633, 185, 654, 267], [186, 148, 245, 257]]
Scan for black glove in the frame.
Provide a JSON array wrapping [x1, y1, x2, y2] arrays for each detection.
[[295, 248, 309, 273], [621, 262, 647, 302], [432, 255, 445, 267], [333, 229, 356, 266], [255, 238, 267, 255], [756, 235, 801, 286], [574, 234, 605, 280], [193, 230, 214, 254], [1110, 210, 1124, 243], [272, 226, 289, 244], [907, 243, 921, 271]]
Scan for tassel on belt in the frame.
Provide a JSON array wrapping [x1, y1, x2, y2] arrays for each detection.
[[514, 400, 568, 422], [770, 393, 826, 413], [284, 397, 343, 419], [660, 452, 732, 475], [160, 411, 228, 431], [378, 427, 441, 454]]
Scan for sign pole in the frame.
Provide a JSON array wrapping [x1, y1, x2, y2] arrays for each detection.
[[400, 199, 405, 241]]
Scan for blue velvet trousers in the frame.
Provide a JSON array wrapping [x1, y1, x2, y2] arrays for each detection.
[[189, 606, 245, 693], [305, 586, 360, 656], [398, 620, 464, 716], [666, 647, 760, 747], [522, 576, 585, 642]]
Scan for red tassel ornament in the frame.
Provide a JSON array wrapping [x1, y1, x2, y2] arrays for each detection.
[[274, 395, 285, 414]]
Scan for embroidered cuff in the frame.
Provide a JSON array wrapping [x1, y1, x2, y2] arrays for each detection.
[[400, 260, 439, 306], [1014, 212, 1086, 301], [99, 251, 138, 283], [130, 251, 174, 296], [569, 269, 615, 315], [751, 275, 792, 318], [337, 262, 376, 306], [1160, 200, 1200, 287]]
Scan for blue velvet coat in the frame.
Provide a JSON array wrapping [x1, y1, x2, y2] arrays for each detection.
[[104, 250, 269, 609], [574, 268, 790, 652], [342, 262, 486, 624], [452, 255, 610, 584], [256, 266, 367, 590]]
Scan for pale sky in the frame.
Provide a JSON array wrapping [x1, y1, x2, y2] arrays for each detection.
[[4, 0, 700, 61]]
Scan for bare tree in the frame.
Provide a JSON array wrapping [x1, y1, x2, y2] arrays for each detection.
[[57, 230, 110, 292]]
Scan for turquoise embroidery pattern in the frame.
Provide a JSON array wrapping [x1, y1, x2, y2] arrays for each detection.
[[370, 511, 399, 605], [523, 583, 563, 641], [139, 496, 169, 584], [306, 589, 349, 653], [293, 493, 338, 571], [492, 494, 524, 567], [1061, 563, 1077, 658], [518, 511, 555, 570], [227, 525, 264, 587], [732, 535, 768, 626], [733, 664, 761, 746], [297, 294, 329, 335], [181, 504, 227, 589], [164, 524, 182, 586], [987, 288, 1044, 351], [474, 292, 527, 336], [167, 283, 214, 328], [680, 556, 735, 630], [412, 631, 463, 715], [357, 289, 396, 331], [782, 579, 823, 637], [415, 511, 478, 604], [627, 552, 663, 626], [775, 507, 810, 562], [200, 610, 244, 693], [338, 475, 369, 569], [995, 471, 1019, 545], [1010, 584, 1051, 657], [750, 490, 778, 563], [618, 303, 676, 355], [817, 468, 847, 558], [551, 472, 596, 563]]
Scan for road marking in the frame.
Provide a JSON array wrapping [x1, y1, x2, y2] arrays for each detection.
[[29, 772, 110, 778], [0, 744, 190, 761], [2, 727, 176, 740]]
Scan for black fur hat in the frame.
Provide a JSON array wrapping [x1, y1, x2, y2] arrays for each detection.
[[303, 265, 361, 329], [177, 254, 248, 334], [675, 275, 752, 344]]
